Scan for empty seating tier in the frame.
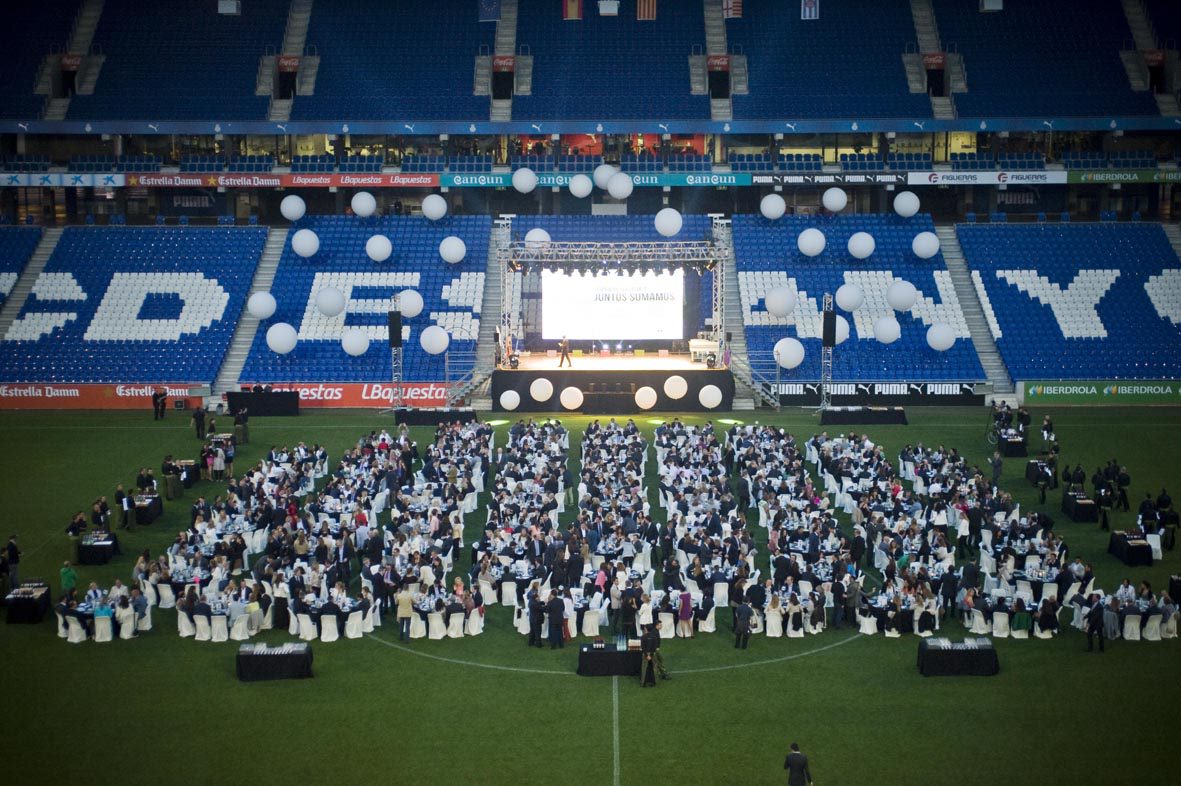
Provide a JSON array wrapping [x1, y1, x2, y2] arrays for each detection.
[[0, 228, 43, 308]]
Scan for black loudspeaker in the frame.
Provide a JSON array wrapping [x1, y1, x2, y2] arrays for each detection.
[[822, 310, 837, 348], [387, 311, 402, 348]]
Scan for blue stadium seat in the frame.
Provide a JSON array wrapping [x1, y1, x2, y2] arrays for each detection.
[[0, 1, 75, 120], [0, 227, 42, 309], [667, 155, 713, 173]]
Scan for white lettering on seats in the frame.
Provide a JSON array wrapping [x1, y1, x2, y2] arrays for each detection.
[[4, 272, 88, 341], [1144, 269, 1181, 325], [297, 272, 421, 342], [83, 273, 229, 341], [996, 269, 1120, 338], [843, 271, 971, 339]]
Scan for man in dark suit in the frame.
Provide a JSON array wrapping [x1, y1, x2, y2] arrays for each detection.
[[733, 599, 753, 650], [527, 593, 546, 648], [192, 405, 205, 439], [1084, 595, 1105, 653], [558, 336, 571, 368], [546, 591, 566, 649], [193, 598, 212, 625], [784, 742, 813, 786], [152, 387, 167, 420]]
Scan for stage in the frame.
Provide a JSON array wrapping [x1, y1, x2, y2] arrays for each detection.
[[509, 353, 711, 372]]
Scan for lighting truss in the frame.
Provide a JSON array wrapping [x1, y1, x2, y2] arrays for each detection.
[[501, 240, 722, 274]]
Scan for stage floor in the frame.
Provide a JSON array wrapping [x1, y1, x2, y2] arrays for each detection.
[[507, 353, 716, 372]]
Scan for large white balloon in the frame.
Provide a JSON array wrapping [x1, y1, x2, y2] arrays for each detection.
[[634, 386, 658, 410], [279, 194, 306, 222], [835, 315, 850, 345], [797, 227, 826, 257], [822, 187, 848, 213], [593, 164, 618, 190], [886, 279, 918, 311], [893, 191, 921, 218], [499, 390, 521, 411], [765, 286, 797, 318], [246, 292, 276, 320], [512, 167, 538, 194], [607, 172, 634, 200], [439, 236, 466, 264], [525, 228, 551, 250], [351, 191, 377, 217], [760, 193, 786, 220], [291, 228, 319, 258], [848, 231, 876, 260], [663, 375, 688, 400], [341, 328, 370, 357], [835, 283, 864, 312], [366, 234, 392, 262], [398, 289, 423, 319], [773, 337, 805, 369], [559, 386, 584, 410], [265, 322, 297, 355], [912, 231, 941, 259], [419, 325, 450, 355], [926, 322, 956, 352], [315, 287, 346, 317], [529, 377, 554, 402], [421, 194, 447, 221], [873, 316, 901, 345], [698, 384, 723, 409], [569, 174, 593, 198], [654, 208, 683, 237]]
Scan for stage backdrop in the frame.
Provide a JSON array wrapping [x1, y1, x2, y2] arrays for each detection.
[[492, 369, 734, 414]]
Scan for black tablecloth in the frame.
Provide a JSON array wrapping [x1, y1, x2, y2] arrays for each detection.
[[227, 391, 300, 417], [1001, 436, 1027, 457], [1061, 492, 1097, 523], [819, 407, 907, 426], [135, 496, 164, 526], [577, 646, 642, 677], [77, 534, 120, 565], [1108, 533, 1153, 567], [5, 589, 51, 624], [236, 644, 314, 681], [917, 639, 999, 677]]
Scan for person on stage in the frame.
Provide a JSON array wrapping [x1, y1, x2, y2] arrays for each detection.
[[558, 336, 572, 368]]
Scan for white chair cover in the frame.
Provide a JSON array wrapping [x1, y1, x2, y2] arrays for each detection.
[[345, 610, 364, 639], [298, 613, 317, 642], [66, 616, 88, 643], [320, 615, 340, 642], [211, 615, 229, 642], [94, 616, 113, 642], [427, 612, 446, 640], [156, 583, 176, 609], [229, 614, 250, 641], [178, 613, 196, 637], [194, 616, 212, 641], [447, 614, 465, 639]]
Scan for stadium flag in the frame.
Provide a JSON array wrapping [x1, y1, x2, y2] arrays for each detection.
[[637, 0, 656, 20], [723, 0, 742, 18], [563, 0, 582, 20], [801, 0, 819, 20], [478, 0, 501, 22]]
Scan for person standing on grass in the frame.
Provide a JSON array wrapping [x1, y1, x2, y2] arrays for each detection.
[[395, 585, 414, 642], [783, 742, 813, 786], [152, 387, 167, 420], [990, 451, 1003, 488], [59, 561, 77, 596], [191, 405, 205, 439], [734, 598, 753, 650], [6, 535, 21, 588]]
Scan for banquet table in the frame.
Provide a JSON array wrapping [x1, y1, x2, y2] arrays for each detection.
[[1107, 533, 1153, 567], [77, 532, 120, 565], [577, 645, 642, 677], [134, 495, 164, 526], [5, 585, 51, 624], [1061, 491, 1097, 523], [917, 638, 999, 677], [1000, 433, 1027, 457], [236, 643, 314, 682]]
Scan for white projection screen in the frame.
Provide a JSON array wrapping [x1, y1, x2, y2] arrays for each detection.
[[541, 270, 684, 341]]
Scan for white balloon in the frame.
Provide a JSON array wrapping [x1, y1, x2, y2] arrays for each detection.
[[634, 386, 658, 410], [279, 194, 306, 222], [926, 322, 956, 352], [365, 234, 392, 262], [822, 187, 848, 213], [397, 289, 423, 319], [764, 286, 797, 318], [663, 375, 688, 400], [439, 236, 466, 264], [912, 231, 941, 259], [835, 315, 850, 345], [499, 390, 521, 411], [569, 174, 593, 198], [559, 386, 584, 410], [698, 384, 723, 409], [760, 193, 787, 220], [886, 279, 918, 311], [341, 328, 370, 357], [797, 227, 826, 257], [847, 231, 876, 260], [315, 287, 346, 317], [593, 164, 618, 190], [291, 228, 319, 258], [607, 172, 634, 200], [512, 167, 538, 194], [421, 194, 447, 221], [351, 191, 377, 217], [265, 322, 297, 355], [246, 292, 276, 320], [419, 325, 450, 355], [529, 377, 554, 402], [525, 228, 551, 250], [654, 208, 683, 237], [874, 316, 901, 345], [835, 283, 864, 312], [773, 337, 805, 370], [894, 190, 920, 218]]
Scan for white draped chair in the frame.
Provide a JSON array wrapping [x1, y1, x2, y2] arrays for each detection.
[[858, 611, 878, 635], [66, 616, 88, 643], [581, 609, 600, 637], [446, 614, 465, 639], [968, 609, 991, 635], [764, 610, 783, 638], [409, 615, 427, 639], [211, 615, 229, 643], [1142, 614, 1163, 641], [320, 615, 340, 643], [156, 583, 176, 609], [465, 612, 484, 635], [177, 613, 196, 638], [137, 607, 153, 632], [194, 616, 212, 641], [229, 614, 250, 641], [698, 607, 717, 633], [94, 616, 113, 643], [501, 581, 518, 608], [1123, 616, 1142, 642], [658, 612, 676, 638], [298, 613, 317, 642], [345, 610, 364, 639], [361, 607, 375, 634], [427, 612, 446, 640], [991, 612, 1010, 638], [479, 580, 497, 606], [55, 612, 68, 639]]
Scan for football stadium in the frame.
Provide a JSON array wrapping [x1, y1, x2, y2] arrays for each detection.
[[1, 1, 1179, 784]]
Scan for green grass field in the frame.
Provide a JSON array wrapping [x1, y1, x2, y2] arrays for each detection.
[[1, 406, 1178, 785]]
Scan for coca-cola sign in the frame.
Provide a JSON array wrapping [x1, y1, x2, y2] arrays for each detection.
[[492, 55, 515, 72], [922, 52, 946, 69], [706, 55, 730, 72], [277, 55, 300, 73], [61, 54, 82, 71]]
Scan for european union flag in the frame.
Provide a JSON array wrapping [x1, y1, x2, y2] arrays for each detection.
[[478, 0, 500, 22]]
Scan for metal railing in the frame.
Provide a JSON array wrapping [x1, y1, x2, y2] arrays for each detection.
[[730, 353, 781, 410], [444, 349, 479, 407]]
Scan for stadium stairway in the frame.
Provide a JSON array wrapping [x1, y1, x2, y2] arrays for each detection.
[[936, 224, 1013, 396], [268, 0, 316, 122], [908, 0, 959, 119], [464, 221, 509, 411], [38, 0, 107, 120], [704, 0, 732, 121], [0, 228, 63, 340], [490, 0, 520, 121], [212, 227, 286, 395], [1162, 223, 1181, 262], [716, 222, 764, 411]]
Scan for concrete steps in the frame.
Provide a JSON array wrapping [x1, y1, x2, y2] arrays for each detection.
[[474, 56, 491, 96], [703, 0, 726, 55], [495, 0, 518, 55], [69, 0, 106, 55], [909, 0, 941, 53], [0, 227, 64, 340], [930, 95, 956, 119], [1120, 49, 1151, 92], [295, 56, 320, 96], [902, 53, 927, 93], [689, 56, 707, 95], [256, 55, 276, 96], [730, 54, 749, 95], [43, 98, 71, 121], [514, 55, 532, 96], [282, 0, 313, 55], [464, 221, 511, 410], [1122, 0, 1158, 51], [213, 228, 287, 394], [268, 98, 293, 122], [1155, 93, 1180, 117]]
